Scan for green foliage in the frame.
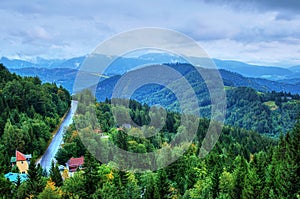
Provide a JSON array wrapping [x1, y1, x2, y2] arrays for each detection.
[[55, 124, 86, 165], [61, 172, 85, 198], [70, 98, 300, 198], [96, 63, 300, 136], [50, 161, 63, 187], [82, 152, 101, 197], [0, 175, 13, 198], [140, 172, 160, 199], [55, 148, 72, 166], [225, 87, 300, 136], [0, 64, 71, 174], [1, 68, 300, 199], [26, 161, 46, 198], [38, 180, 61, 199]]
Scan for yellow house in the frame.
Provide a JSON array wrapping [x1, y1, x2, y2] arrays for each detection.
[[10, 150, 32, 174]]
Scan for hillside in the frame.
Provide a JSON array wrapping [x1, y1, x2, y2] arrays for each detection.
[[49, 93, 298, 199], [5, 60, 300, 135], [94, 64, 300, 136], [0, 62, 299, 198], [0, 64, 71, 173], [9, 67, 78, 92]]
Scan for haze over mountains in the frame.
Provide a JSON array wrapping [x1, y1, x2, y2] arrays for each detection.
[[2, 53, 300, 79], [2, 53, 300, 95]]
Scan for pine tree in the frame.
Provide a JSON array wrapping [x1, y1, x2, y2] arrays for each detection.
[[26, 161, 45, 198], [141, 172, 160, 199], [242, 167, 261, 199], [83, 152, 101, 196], [124, 172, 140, 199], [231, 156, 248, 199], [16, 174, 21, 188], [289, 122, 300, 193], [219, 168, 234, 198], [49, 161, 63, 187], [157, 169, 170, 198], [0, 175, 13, 198]]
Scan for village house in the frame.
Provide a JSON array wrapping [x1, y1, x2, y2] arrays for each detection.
[[65, 156, 84, 177], [10, 150, 32, 174], [4, 150, 32, 184]]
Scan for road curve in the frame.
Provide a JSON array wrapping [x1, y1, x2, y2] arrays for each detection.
[[38, 100, 78, 172]]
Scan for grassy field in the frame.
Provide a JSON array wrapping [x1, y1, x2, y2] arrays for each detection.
[[263, 101, 278, 111]]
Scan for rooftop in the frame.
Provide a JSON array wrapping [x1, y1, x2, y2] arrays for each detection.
[[4, 172, 29, 184], [67, 156, 84, 167], [11, 150, 32, 163], [16, 151, 26, 161]]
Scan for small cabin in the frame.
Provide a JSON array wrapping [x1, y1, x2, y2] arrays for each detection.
[[10, 150, 32, 174], [66, 156, 84, 177]]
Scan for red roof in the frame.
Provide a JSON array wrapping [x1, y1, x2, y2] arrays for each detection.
[[16, 150, 26, 161], [67, 156, 84, 167]]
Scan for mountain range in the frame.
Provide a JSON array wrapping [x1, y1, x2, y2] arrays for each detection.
[[2, 54, 300, 80], [2, 54, 300, 95], [94, 63, 300, 136], [2, 55, 300, 135]]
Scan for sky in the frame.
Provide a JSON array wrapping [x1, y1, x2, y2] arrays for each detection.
[[1, 0, 300, 67]]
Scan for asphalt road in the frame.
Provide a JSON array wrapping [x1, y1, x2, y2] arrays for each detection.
[[38, 100, 78, 172]]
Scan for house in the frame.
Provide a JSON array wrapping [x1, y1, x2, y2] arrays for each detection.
[[4, 172, 29, 184], [10, 150, 32, 174], [66, 156, 84, 177]]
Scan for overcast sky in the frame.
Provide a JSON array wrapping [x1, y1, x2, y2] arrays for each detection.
[[1, 0, 300, 66]]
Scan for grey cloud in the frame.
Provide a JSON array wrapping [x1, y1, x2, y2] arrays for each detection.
[[256, 0, 300, 11], [275, 12, 294, 21], [0, 0, 299, 66], [202, 0, 300, 14]]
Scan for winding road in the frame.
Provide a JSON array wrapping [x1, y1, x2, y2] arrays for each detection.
[[38, 100, 78, 172]]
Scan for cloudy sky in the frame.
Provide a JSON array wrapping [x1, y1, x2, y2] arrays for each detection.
[[1, 0, 300, 66]]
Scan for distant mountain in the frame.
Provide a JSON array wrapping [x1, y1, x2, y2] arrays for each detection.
[[9, 67, 78, 92], [220, 70, 300, 94], [0, 57, 38, 69], [278, 78, 300, 85], [289, 65, 300, 73], [3, 54, 300, 94], [212, 59, 293, 80], [84, 53, 187, 76], [3, 55, 300, 81], [94, 64, 300, 102], [0, 56, 85, 69]]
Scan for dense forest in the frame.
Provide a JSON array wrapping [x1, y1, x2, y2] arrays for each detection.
[[1, 89, 299, 198], [0, 63, 71, 173], [1, 63, 300, 198], [95, 63, 300, 136]]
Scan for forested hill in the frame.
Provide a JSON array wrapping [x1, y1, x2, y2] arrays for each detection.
[[49, 95, 298, 199], [0, 63, 71, 172], [0, 63, 299, 198], [94, 64, 300, 136]]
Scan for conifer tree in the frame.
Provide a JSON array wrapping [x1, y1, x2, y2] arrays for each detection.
[[49, 161, 63, 187], [26, 161, 45, 198]]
